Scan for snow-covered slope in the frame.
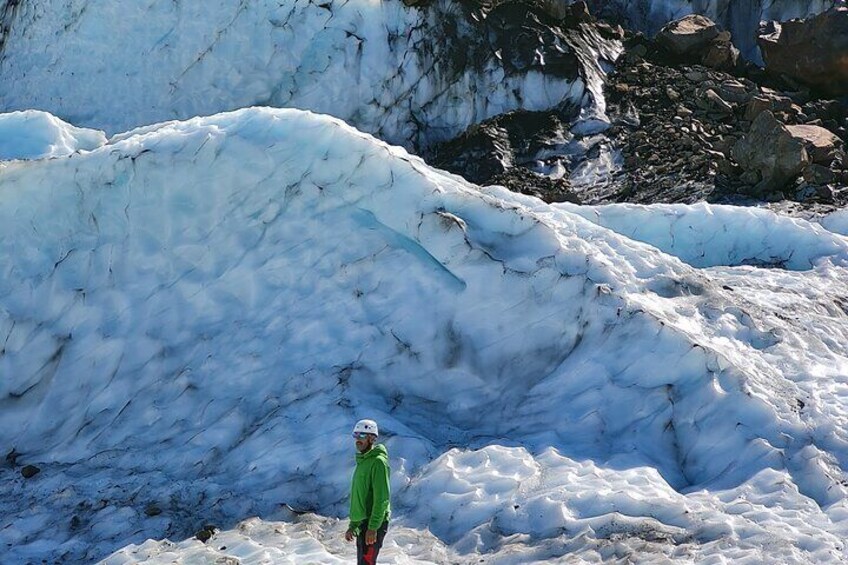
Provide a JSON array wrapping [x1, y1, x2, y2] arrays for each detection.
[[0, 0, 620, 148], [2, 108, 847, 563]]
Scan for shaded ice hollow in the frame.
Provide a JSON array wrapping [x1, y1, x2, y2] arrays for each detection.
[[1, 108, 847, 563]]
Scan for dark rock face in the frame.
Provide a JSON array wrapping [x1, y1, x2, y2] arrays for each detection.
[[604, 55, 748, 204], [415, 0, 619, 87], [426, 1, 627, 202], [482, 2, 579, 77], [758, 8, 848, 96], [431, 109, 580, 203], [604, 44, 847, 205], [395, 0, 623, 150]]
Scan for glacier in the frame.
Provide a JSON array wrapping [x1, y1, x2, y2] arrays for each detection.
[[1, 107, 847, 563], [1, 0, 848, 562]]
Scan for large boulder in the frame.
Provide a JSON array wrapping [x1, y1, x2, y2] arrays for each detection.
[[656, 15, 718, 55], [656, 15, 739, 71], [785, 124, 843, 165], [700, 31, 739, 71], [732, 111, 809, 194], [758, 8, 848, 96]]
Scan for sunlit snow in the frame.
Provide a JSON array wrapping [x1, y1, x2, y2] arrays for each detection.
[[1, 108, 847, 563]]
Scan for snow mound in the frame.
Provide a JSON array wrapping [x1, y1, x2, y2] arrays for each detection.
[[553, 202, 848, 270], [1, 108, 847, 563], [0, 110, 106, 160]]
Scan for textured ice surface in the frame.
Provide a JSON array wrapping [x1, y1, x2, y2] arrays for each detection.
[[0, 0, 620, 148], [556, 202, 848, 270], [822, 209, 848, 237], [0, 110, 106, 160], [1, 109, 847, 563]]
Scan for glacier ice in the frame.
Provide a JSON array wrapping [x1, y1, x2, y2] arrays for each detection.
[[1, 108, 847, 563]]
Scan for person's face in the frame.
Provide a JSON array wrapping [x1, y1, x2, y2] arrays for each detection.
[[353, 432, 375, 453]]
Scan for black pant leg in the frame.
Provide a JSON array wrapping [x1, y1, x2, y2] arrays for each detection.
[[356, 519, 388, 565], [356, 520, 369, 565]]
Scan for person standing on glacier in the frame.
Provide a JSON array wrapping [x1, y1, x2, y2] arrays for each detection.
[[345, 419, 391, 565]]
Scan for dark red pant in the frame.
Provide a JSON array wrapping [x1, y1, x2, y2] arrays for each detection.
[[356, 520, 388, 565]]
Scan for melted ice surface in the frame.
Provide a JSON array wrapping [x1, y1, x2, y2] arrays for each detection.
[[1, 108, 847, 563]]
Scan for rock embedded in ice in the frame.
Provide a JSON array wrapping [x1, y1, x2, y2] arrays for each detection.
[[21, 465, 40, 479]]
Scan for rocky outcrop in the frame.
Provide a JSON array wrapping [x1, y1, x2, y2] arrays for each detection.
[[431, 109, 580, 203], [607, 40, 848, 203], [437, 31, 848, 208], [604, 57, 758, 203], [195, 524, 218, 543], [758, 8, 848, 96]]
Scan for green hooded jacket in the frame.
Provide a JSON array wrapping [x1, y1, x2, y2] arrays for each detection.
[[348, 443, 391, 534]]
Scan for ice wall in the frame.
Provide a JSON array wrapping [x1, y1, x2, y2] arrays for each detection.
[[0, 0, 620, 148]]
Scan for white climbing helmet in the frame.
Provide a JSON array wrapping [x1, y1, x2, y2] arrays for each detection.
[[352, 419, 379, 437]]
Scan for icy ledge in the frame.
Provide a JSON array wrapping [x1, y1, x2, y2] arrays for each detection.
[[1, 108, 847, 563], [552, 202, 848, 270], [0, 110, 106, 160]]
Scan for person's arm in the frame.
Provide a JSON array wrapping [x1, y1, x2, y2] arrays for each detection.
[[367, 459, 391, 531]]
